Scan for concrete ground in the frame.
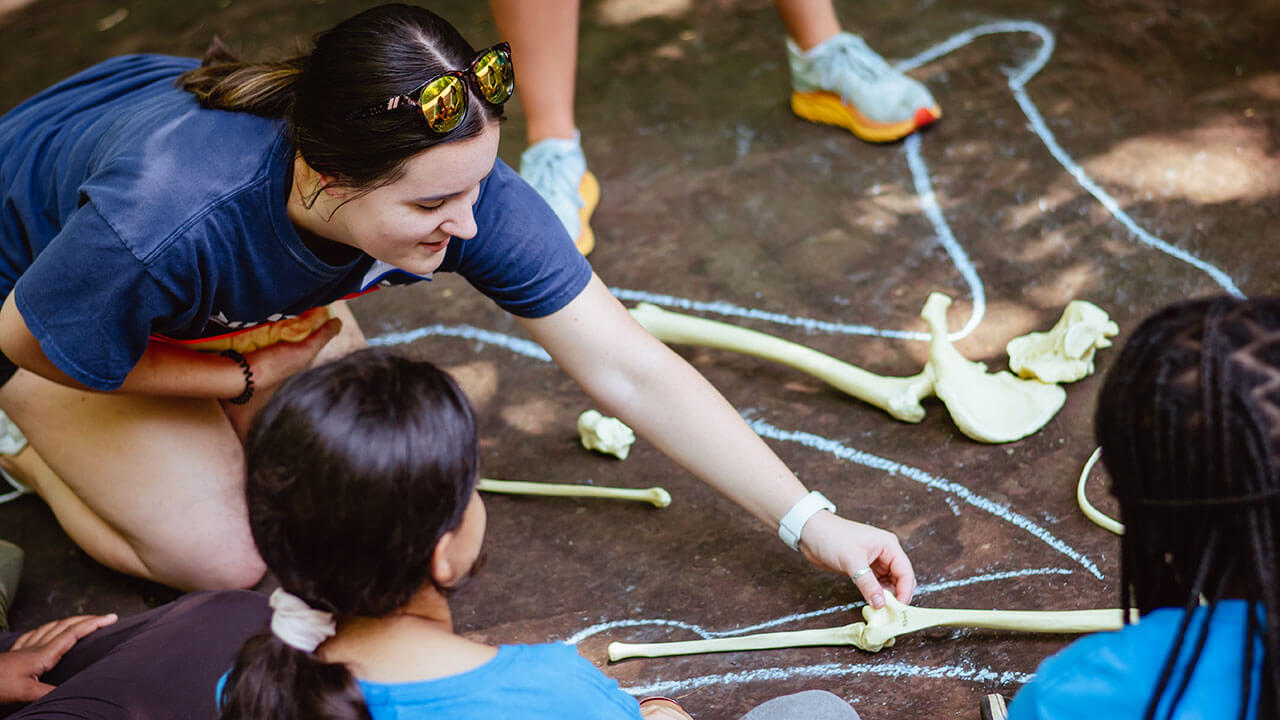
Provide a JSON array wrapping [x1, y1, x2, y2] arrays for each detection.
[[1, 0, 1277, 717]]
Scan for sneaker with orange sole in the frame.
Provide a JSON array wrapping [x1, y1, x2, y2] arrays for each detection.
[[788, 33, 940, 143], [519, 131, 599, 256]]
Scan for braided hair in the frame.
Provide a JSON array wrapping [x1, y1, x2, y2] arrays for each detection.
[[1097, 295, 1280, 720]]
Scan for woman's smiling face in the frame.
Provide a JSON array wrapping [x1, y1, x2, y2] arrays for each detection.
[[320, 121, 500, 276]]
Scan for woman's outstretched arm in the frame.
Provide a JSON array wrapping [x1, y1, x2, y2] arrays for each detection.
[[519, 274, 914, 607]]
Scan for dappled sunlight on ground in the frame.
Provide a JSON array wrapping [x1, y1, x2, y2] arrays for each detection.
[[445, 360, 500, 411], [1084, 115, 1279, 204], [596, 0, 692, 27], [500, 398, 562, 436]]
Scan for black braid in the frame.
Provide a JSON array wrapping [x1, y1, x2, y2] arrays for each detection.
[[1097, 296, 1280, 720]]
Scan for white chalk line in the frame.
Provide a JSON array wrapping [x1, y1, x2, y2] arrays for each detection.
[[899, 21, 1242, 297], [622, 660, 1034, 697], [366, 324, 1085, 692], [610, 20, 1243, 343], [367, 323, 551, 361], [904, 132, 985, 340], [563, 567, 1071, 646], [366, 324, 1101, 579], [747, 417, 1104, 580]]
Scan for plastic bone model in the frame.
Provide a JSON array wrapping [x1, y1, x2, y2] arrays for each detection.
[[577, 410, 637, 459], [606, 594, 1130, 661], [628, 302, 934, 423], [477, 478, 671, 508], [920, 293, 1067, 443], [1006, 300, 1119, 384], [630, 296, 1066, 443]]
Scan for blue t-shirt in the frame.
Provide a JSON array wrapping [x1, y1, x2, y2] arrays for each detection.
[[0, 54, 590, 390], [216, 642, 641, 719], [1009, 601, 1265, 720], [358, 643, 640, 719]]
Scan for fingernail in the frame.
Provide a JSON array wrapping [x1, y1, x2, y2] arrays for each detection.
[[872, 593, 885, 609]]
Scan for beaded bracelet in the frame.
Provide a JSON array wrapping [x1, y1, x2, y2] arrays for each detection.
[[220, 349, 255, 405]]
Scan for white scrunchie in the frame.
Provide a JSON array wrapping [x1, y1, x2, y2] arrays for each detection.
[[269, 588, 336, 653]]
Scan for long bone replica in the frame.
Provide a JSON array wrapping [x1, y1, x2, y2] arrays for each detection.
[[607, 594, 1130, 661], [629, 294, 1066, 442], [629, 302, 933, 422], [477, 478, 671, 508]]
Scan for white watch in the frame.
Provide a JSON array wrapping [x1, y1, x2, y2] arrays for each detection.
[[778, 490, 836, 551]]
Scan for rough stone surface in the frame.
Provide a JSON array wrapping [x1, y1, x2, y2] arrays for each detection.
[[0, 0, 1276, 717]]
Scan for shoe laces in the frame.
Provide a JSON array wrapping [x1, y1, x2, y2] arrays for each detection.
[[817, 34, 895, 96], [521, 140, 585, 211]]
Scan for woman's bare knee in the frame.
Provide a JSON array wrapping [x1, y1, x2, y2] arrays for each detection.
[[149, 547, 267, 592]]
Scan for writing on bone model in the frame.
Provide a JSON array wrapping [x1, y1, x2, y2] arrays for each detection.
[[476, 478, 671, 508], [577, 410, 637, 460], [630, 293, 1069, 443], [607, 594, 1132, 661], [1007, 300, 1119, 384]]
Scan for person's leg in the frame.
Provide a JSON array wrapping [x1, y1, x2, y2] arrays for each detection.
[[738, 690, 862, 720], [489, 0, 599, 255], [0, 371, 261, 591], [773, 0, 842, 50], [7, 590, 271, 719], [772, 0, 940, 143]]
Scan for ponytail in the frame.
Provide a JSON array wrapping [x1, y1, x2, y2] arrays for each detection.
[[218, 633, 371, 720], [177, 5, 504, 191], [177, 36, 304, 116]]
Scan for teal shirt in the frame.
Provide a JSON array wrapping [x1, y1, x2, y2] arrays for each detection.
[[1009, 601, 1265, 720], [218, 642, 641, 719]]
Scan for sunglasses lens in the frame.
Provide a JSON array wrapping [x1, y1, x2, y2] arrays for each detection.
[[418, 75, 466, 133], [472, 49, 514, 105]]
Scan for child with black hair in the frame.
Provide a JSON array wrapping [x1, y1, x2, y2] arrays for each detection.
[[217, 347, 638, 718], [1008, 295, 1278, 720], [218, 347, 862, 720]]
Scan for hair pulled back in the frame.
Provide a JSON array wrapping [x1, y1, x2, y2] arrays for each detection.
[[1097, 295, 1280, 720], [218, 347, 480, 720], [179, 3, 502, 192]]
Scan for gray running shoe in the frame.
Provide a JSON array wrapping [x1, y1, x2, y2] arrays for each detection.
[[518, 131, 600, 255], [788, 32, 941, 142]]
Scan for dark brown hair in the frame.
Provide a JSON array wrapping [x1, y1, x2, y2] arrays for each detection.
[[179, 3, 503, 194], [218, 347, 479, 719]]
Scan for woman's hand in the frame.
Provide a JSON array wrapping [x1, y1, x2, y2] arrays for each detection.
[[0, 613, 117, 703], [798, 511, 915, 609], [242, 317, 343, 391]]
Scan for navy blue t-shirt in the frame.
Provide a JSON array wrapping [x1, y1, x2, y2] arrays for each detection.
[[0, 54, 590, 390]]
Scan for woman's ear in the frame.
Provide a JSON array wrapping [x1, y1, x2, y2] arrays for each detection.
[[292, 154, 346, 199]]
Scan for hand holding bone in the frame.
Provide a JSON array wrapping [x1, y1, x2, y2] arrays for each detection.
[[607, 593, 1131, 661], [797, 510, 914, 610]]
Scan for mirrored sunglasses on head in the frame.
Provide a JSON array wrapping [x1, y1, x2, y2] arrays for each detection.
[[349, 42, 514, 133]]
